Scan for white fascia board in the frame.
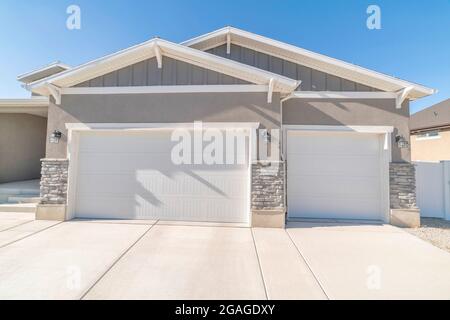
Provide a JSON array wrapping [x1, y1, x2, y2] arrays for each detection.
[[0, 97, 49, 107], [0, 97, 49, 116], [61, 85, 270, 95], [182, 27, 436, 99], [27, 37, 298, 95], [17, 62, 71, 82], [288, 91, 398, 99], [181, 26, 231, 47]]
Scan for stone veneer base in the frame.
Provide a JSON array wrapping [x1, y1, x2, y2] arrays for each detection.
[[390, 209, 421, 228], [36, 204, 67, 221], [252, 209, 286, 228]]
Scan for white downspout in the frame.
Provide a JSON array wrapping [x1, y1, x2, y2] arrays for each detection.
[[279, 83, 300, 218]]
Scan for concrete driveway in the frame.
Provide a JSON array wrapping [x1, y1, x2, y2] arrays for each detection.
[[0, 213, 449, 300]]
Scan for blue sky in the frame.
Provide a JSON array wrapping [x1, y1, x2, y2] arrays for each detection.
[[0, 0, 448, 113]]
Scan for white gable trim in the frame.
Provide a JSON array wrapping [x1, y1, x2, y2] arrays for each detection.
[[182, 27, 436, 100], [61, 85, 271, 95], [26, 38, 299, 96], [284, 91, 398, 100]]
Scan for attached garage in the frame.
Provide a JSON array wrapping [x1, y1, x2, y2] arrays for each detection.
[[286, 127, 391, 221], [67, 125, 254, 224]]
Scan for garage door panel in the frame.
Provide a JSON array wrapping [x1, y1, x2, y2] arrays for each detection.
[[74, 130, 250, 223], [288, 196, 380, 220], [287, 130, 384, 221], [288, 154, 380, 176], [76, 194, 247, 222], [289, 175, 380, 198], [76, 172, 248, 198], [79, 131, 177, 153], [287, 132, 380, 156], [78, 152, 249, 174]]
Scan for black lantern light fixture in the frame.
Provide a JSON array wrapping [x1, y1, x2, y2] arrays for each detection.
[[395, 135, 409, 149], [50, 130, 62, 144]]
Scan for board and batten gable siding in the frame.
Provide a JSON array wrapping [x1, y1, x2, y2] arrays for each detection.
[[207, 44, 379, 92], [75, 56, 250, 87]]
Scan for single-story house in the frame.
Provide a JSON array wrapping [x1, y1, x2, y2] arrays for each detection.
[[410, 99, 450, 161], [6, 27, 436, 227]]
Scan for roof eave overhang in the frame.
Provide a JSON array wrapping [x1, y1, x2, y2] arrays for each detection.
[[0, 97, 49, 117]]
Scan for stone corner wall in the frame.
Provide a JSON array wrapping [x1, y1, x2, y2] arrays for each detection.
[[40, 158, 69, 205], [251, 161, 285, 211], [389, 162, 417, 210]]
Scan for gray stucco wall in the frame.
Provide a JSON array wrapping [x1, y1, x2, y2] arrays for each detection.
[[46, 92, 281, 158], [208, 44, 378, 92], [283, 98, 411, 162], [76, 56, 250, 87], [0, 114, 47, 183]]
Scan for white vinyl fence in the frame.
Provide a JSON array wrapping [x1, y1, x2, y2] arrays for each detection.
[[415, 161, 450, 220]]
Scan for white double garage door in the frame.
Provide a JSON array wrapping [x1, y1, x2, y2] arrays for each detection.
[[69, 126, 389, 223]]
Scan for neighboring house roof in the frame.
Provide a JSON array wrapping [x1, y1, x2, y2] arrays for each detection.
[[0, 97, 49, 117], [181, 26, 435, 100], [26, 38, 300, 96], [17, 62, 71, 84], [410, 99, 450, 132]]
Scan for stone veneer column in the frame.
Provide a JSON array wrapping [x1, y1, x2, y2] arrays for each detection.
[[251, 161, 285, 228], [36, 159, 69, 221], [389, 162, 420, 227]]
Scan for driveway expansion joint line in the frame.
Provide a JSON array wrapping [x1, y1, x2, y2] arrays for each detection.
[[79, 220, 159, 300], [0, 220, 65, 250], [0, 219, 34, 233], [251, 228, 269, 300], [285, 228, 331, 300]]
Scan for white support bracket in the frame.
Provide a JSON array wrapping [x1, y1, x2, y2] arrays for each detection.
[[395, 86, 414, 109], [267, 78, 275, 103], [226, 32, 231, 55], [154, 42, 163, 69], [46, 83, 62, 105]]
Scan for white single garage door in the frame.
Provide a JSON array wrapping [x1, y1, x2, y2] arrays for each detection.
[[73, 130, 250, 223], [287, 130, 385, 220]]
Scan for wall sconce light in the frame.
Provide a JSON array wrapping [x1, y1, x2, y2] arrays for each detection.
[[395, 135, 409, 149], [50, 130, 62, 144], [261, 130, 271, 143]]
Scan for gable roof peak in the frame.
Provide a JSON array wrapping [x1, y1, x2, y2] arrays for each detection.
[[182, 26, 435, 100]]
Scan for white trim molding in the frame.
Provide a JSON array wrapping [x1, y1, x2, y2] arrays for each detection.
[[65, 122, 261, 131], [0, 97, 49, 107], [154, 42, 163, 69], [60, 84, 272, 95], [45, 83, 62, 105], [0, 97, 49, 117], [396, 86, 414, 109], [287, 91, 398, 100], [267, 78, 275, 103], [283, 125, 394, 134]]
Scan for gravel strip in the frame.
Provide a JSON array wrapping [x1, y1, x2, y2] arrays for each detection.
[[405, 218, 450, 253]]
